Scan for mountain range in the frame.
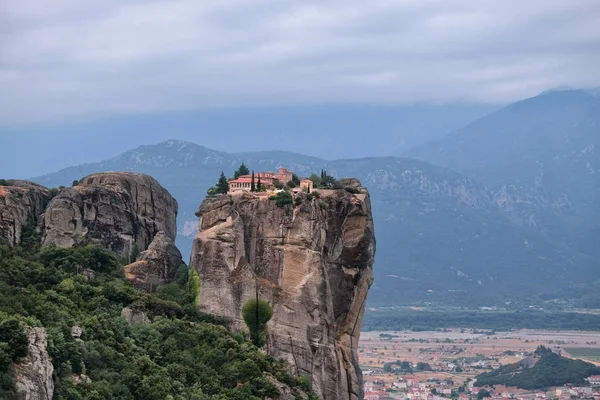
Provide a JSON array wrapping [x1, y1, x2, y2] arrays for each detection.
[[408, 90, 600, 259], [0, 103, 496, 178], [30, 90, 599, 308]]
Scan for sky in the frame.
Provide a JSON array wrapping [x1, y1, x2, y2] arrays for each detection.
[[1, 0, 600, 126]]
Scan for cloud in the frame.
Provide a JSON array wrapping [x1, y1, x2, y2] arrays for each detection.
[[1, 0, 599, 125]]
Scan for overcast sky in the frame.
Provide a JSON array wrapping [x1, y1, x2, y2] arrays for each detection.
[[1, 0, 600, 126]]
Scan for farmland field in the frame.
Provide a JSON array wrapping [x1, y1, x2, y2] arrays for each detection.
[[565, 347, 600, 362]]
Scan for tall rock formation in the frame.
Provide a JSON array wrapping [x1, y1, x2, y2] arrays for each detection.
[[41, 172, 178, 257], [190, 181, 376, 400], [12, 327, 54, 400], [0, 180, 51, 247]]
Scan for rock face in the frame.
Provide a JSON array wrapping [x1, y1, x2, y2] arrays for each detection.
[[13, 327, 54, 400], [124, 231, 183, 289], [41, 172, 178, 257], [190, 184, 376, 400], [0, 181, 52, 247]]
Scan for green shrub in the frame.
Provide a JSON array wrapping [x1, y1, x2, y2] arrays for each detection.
[[186, 268, 201, 306], [344, 186, 360, 194], [241, 298, 273, 347], [269, 191, 293, 208], [0, 179, 12, 187]]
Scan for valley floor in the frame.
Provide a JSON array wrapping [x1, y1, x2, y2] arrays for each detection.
[[359, 329, 600, 400]]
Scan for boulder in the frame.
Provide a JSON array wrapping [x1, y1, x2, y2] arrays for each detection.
[[124, 231, 184, 289]]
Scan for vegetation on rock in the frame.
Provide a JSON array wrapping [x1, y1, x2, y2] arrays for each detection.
[[475, 346, 600, 390], [268, 191, 293, 208], [0, 236, 314, 399], [241, 298, 273, 348]]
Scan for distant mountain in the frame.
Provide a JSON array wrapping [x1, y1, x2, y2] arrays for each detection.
[[31, 140, 598, 308], [408, 90, 600, 258], [0, 103, 496, 178]]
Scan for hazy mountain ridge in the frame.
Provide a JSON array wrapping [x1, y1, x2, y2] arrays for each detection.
[[0, 104, 497, 178], [408, 90, 600, 257], [32, 137, 598, 307]]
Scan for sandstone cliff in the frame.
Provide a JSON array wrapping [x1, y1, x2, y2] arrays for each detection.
[[0, 180, 51, 247], [12, 327, 54, 400], [41, 172, 178, 257], [190, 181, 375, 400]]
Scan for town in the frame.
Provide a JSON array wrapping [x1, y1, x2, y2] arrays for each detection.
[[360, 330, 600, 400]]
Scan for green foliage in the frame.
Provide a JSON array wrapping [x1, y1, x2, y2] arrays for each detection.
[[344, 186, 360, 194], [475, 346, 600, 390], [317, 170, 339, 189], [477, 389, 491, 399], [308, 174, 320, 188], [186, 268, 201, 306], [0, 179, 13, 186], [416, 362, 432, 371], [234, 163, 250, 179], [0, 317, 28, 362], [72, 180, 79, 187], [241, 298, 273, 348], [291, 174, 300, 186], [257, 176, 262, 192], [269, 191, 293, 208], [286, 180, 296, 188], [251, 171, 255, 192], [215, 171, 229, 194], [0, 242, 313, 399], [206, 186, 217, 197]]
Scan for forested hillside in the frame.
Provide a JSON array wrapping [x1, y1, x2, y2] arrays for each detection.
[[0, 232, 314, 400]]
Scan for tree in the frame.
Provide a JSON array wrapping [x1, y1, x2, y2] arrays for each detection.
[[241, 298, 273, 347], [309, 174, 321, 188], [416, 362, 432, 371], [291, 174, 300, 186], [257, 176, 262, 192], [72, 180, 79, 187], [234, 163, 250, 179], [251, 171, 255, 192], [477, 389, 491, 399], [187, 268, 200, 306], [216, 172, 229, 194]]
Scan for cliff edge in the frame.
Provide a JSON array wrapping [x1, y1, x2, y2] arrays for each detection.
[[190, 180, 375, 400]]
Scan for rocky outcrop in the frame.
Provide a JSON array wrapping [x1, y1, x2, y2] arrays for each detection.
[[190, 184, 376, 400], [124, 231, 184, 289], [13, 327, 54, 400], [41, 172, 178, 257], [0, 180, 51, 247]]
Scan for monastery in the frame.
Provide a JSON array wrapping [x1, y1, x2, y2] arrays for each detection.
[[228, 167, 313, 193]]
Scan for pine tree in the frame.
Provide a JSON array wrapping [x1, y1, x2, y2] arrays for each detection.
[[257, 176, 262, 192], [251, 171, 255, 192], [216, 171, 229, 194], [234, 163, 250, 179]]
